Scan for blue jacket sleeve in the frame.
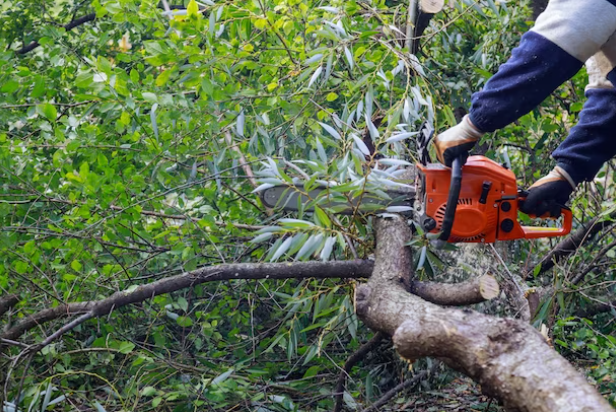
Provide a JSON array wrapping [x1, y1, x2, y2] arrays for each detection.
[[553, 87, 616, 183], [469, 31, 583, 133]]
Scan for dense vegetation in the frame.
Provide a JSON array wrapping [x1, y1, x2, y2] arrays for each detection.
[[1, 0, 615, 410]]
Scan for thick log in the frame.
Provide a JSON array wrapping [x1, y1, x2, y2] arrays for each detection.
[[355, 216, 613, 412], [411, 275, 499, 306]]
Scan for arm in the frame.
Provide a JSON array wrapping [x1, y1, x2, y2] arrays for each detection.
[[470, 0, 616, 132], [552, 57, 616, 184], [436, 0, 616, 168]]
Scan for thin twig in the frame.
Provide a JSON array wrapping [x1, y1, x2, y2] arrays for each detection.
[[361, 362, 438, 412], [333, 332, 386, 412], [224, 130, 258, 188]]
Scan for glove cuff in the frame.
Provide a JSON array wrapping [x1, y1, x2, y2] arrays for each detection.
[[461, 115, 484, 140], [553, 165, 577, 190]]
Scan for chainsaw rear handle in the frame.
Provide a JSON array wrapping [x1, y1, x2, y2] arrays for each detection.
[[521, 207, 573, 239], [438, 156, 463, 242]]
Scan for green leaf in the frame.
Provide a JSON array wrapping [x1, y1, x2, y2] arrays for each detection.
[[176, 316, 193, 327], [37, 103, 57, 122], [187, 0, 199, 17], [314, 206, 331, 228], [141, 386, 157, 397], [71, 260, 83, 271], [118, 341, 136, 354]]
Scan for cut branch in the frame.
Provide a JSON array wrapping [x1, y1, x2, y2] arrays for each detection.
[[2, 255, 505, 348], [355, 216, 613, 411], [1, 260, 373, 344], [411, 275, 499, 306], [0, 294, 19, 317]]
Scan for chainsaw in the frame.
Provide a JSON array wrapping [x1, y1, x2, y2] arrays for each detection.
[[261, 125, 572, 243]]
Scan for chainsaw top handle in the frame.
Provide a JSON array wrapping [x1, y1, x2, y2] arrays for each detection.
[[438, 156, 463, 242]]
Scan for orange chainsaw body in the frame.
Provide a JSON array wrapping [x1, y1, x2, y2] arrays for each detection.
[[416, 156, 572, 243]]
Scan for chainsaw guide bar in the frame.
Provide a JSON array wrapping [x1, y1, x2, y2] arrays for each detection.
[[260, 185, 416, 215]]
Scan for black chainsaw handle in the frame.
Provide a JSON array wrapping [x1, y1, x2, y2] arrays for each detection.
[[438, 157, 463, 242]]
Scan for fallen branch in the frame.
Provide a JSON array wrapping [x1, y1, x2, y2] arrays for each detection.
[[333, 332, 386, 412], [0, 295, 19, 317], [355, 216, 613, 411], [410, 275, 499, 306], [2, 256, 503, 348], [1, 260, 373, 344]]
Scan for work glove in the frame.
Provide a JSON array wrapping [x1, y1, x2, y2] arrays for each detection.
[[434, 115, 484, 167], [519, 166, 576, 218]]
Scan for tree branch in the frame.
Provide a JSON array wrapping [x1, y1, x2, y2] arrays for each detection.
[[355, 216, 613, 411], [17, 13, 96, 54], [1, 260, 373, 344], [411, 275, 499, 306], [575, 299, 616, 319], [360, 363, 437, 412], [0, 295, 19, 317], [2, 254, 504, 348], [224, 130, 258, 189]]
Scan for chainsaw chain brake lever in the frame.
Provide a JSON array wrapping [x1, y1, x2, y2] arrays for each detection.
[[433, 156, 463, 249]]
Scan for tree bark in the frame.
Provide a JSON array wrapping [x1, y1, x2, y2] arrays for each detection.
[[355, 216, 613, 412], [406, 0, 444, 54]]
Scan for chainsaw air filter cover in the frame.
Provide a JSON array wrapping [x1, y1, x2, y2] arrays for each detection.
[[416, 155, 572, 243]]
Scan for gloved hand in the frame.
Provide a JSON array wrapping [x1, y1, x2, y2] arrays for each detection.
[[519, 166, 576, 218], [434, 115, 484, 167]]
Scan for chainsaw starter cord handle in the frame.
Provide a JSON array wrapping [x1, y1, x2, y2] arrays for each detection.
[[438, 156, 463, 242]]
